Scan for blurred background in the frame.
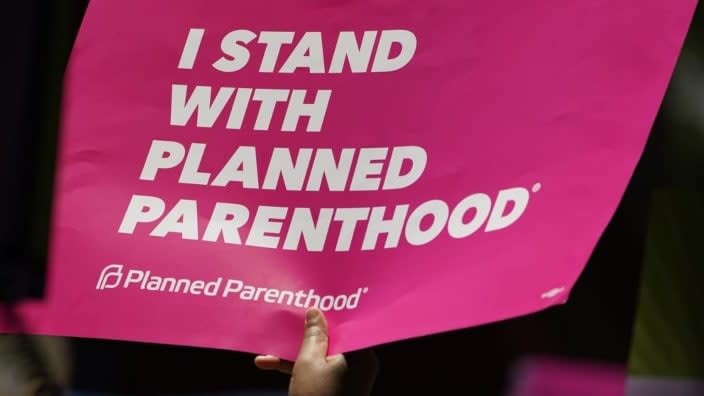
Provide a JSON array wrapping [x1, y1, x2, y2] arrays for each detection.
[[1, 2, 702, 395]]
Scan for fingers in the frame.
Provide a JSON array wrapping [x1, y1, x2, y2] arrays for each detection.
[[326, 353, 346, 365], [296, 307, 329, 363], [254, 355, 294, 374], [255, 308, 329, 375], [254, 355, 280, 370]]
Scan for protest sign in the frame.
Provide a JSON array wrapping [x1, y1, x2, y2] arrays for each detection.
[[1, 0, 696, 359]]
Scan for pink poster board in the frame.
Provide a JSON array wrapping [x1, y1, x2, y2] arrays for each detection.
[[1, 0, 696, 359]]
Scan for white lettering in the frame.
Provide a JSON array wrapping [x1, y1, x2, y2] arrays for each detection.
[[213, 30, 257, 72], [280, 32, 325, 73], [170, 85, 234, 127], [329, 31, 378, 73], [283, 208, 334, 251], [262, 148, 313, 191], [150, 199, 199, 240], [350, 148, 388, 191], [405, 200, 449, 246], [202, 203, 250, 244], [246, 206, 288, 248], [140, 140, 185, 181], [282, 90, 331, 132], [371, 30, 417, 72], [118, 195, 166, 234], [178, 28, 205, 70], [486, 187, 530, 231]]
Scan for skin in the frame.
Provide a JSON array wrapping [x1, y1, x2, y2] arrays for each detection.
[[254, 308, 378, 396]]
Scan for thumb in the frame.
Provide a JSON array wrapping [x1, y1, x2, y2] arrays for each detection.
[[297, 308, 329, 362]]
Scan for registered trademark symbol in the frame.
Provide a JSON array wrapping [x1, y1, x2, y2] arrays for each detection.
[[531, 182, 542, 193], [363, 288, 369, 294]]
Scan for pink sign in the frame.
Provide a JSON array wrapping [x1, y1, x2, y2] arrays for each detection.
[[1, 0, 695, 360]]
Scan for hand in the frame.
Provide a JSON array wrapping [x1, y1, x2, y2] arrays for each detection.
[[254, 308, 378, 396]]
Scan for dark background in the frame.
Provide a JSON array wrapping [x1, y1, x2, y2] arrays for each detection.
[[2, 2, 701, 395]]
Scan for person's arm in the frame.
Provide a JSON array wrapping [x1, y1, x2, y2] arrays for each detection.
[[254, 308, 378, 396]]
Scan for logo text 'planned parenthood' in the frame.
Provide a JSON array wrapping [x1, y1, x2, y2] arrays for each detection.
[[96, 264, 367, 312]]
